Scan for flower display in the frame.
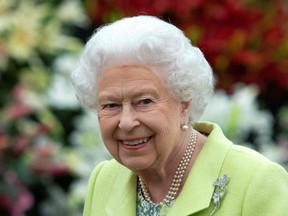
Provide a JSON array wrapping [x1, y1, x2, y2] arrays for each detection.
[[0, 0, 89, 215], [201, 84, 286, 165], [201, 85, 273, 147]]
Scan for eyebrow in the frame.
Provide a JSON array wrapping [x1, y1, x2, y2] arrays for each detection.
[[132, 89, 160, 100], [98, 86, 160, 102]]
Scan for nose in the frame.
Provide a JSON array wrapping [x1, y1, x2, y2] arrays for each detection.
[[118, 105, 140, 132]]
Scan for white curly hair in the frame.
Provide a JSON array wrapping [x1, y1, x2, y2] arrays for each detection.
[[71, 15, 214, 122]]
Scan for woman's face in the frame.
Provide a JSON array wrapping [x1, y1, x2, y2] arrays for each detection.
[[97, 65, 190, 171]]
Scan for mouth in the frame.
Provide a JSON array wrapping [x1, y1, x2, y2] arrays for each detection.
[[121, 136, 152, 147]]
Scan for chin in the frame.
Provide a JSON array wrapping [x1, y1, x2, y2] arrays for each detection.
[[121, 158, 154, 172]]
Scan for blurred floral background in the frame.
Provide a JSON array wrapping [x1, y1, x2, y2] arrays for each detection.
[[0, 0, 287, 215]]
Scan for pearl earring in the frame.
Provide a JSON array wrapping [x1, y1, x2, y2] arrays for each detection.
[[181, 124, 189, 130]]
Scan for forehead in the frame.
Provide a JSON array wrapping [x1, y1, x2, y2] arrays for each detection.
[[97, 65, 167, 92]]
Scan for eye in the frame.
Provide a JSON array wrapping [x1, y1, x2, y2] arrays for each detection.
[[138, 99, 153, 106], [101, 103, 120, 110]]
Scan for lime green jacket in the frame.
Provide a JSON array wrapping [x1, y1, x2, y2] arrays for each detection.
[[83, 122, 288, 216]]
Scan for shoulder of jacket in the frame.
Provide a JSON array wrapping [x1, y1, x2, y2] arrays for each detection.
[[91, 159, 127, 178], [229, 144, 271, 163], [223, 143, 286, 176]]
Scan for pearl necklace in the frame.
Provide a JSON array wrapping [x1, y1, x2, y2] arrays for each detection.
[[138, 129, 197, 205]]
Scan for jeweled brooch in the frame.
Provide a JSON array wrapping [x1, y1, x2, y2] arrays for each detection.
[[209, 174, 230, 216]]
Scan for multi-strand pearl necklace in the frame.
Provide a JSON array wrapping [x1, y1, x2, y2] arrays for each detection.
[[138, 129, 197, 205]]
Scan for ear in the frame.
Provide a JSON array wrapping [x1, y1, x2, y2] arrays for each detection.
[[180, 101, 190, 120]]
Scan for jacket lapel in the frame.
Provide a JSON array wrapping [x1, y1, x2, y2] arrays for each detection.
[[168, 122, 232, 215], [105, 167, 137, 216]]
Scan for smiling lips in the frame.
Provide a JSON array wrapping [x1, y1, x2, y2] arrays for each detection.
[[122, 136, 152, 147]]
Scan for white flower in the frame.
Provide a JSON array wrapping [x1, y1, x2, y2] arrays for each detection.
[[53, 54, 80, 76], [5, 1, 48, 60], [56, 0, 89, 27], [201, 84, 274, 150], [46, 55, 82, 109], [46, 74, 79, 109]]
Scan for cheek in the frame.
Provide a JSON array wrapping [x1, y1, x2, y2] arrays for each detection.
[[98, 119, 119, 158], [151, 104, 182, 128], [98, 115, 118, 142], [147, 105, 182, 144]]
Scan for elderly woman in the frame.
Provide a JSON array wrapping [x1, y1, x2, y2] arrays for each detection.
[[72, 16, 288, 216]]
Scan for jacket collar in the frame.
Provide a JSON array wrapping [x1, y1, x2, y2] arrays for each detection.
[[105, 169, 137, 215], [105, 122, 232, 215], [168, 122, 232, 215]]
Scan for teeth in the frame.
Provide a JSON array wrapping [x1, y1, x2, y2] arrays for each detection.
[[123, 137, 150, 146]]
